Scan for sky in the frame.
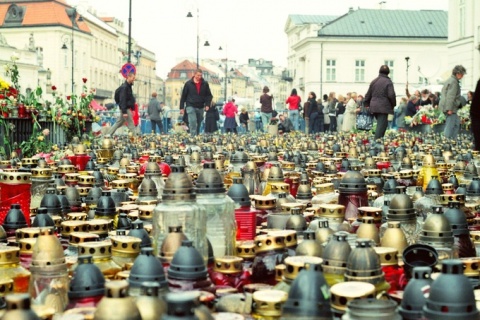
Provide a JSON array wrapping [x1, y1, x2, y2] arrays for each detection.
[[69, 0, 449, 78]]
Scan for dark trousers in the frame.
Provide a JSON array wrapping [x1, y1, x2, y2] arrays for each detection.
[[374, 113, 388, 140], [150, 119, 163, 134], [472, 120, 480, 151], [309, 112, 319, 134], [329, 115, 337, 132]]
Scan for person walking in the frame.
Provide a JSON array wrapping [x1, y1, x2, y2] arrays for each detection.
[[147, 92, 163, 134], [179, 69, 213, 136], [342, 92, 358, 132], [305, 91, 319, 134], [204, 102, 219, 134], [285, 88, 301, 131], [327, 92, 337, 132], [440, 65, 467, 140], [364, 65, 397, 140], [239, 107, 250, 134], [223, 97, 238, 134], [108, 72, 137, 136], [260, 86, 273, 131], [471, 79, 480, 150], [336, 94, 346, 131]]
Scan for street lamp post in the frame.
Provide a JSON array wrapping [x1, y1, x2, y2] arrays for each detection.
[[62, 7, 82, 94], [187, 7, 209, 68]]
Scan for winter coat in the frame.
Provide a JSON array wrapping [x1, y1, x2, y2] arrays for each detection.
[[286, 95, 301, 111], [179, 77, 213, 110], [260, 93, 274, 113], [147, 98, 162, 121], [342, 98, 357, 131], [364, 73, 396, 114], [439, 75, 462, 113]]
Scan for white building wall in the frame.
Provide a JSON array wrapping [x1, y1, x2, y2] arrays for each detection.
[[447, 0, 480, 90]]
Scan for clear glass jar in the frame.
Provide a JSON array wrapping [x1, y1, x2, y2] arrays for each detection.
[[0, 246, 31, 293], [311, 183, 338, 207], [196, 193, 236, 258], [153, 166, 208, 262], [30, 265, 69, 312]]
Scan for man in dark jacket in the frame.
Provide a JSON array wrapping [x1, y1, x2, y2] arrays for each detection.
[[179, 69, 213, 135], [147, 92, 163, 134], [364, 65, 396, 140], [108, 72, 136, 136]]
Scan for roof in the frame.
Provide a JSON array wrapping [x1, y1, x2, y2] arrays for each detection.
[[0, 1, 91, 33], [289, 14, 338, 26], [167, 59, 220, 84], [318, 9, 447, 38]]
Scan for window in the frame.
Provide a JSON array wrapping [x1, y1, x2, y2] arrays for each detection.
[[355, 60, 365, 82], [384, 60, 394, 81], [326, 59, 336, 81], [180, 72, 187, 79], [459, 0, 465, 38]]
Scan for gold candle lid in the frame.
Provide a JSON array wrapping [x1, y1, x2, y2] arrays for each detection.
[[15, 227, 41, 240], [138, 205, 155, 220], [18, 238, 37, 254], [79, 241, 113, 259], [315, 183, 335, 194], [69, 232, 99, 246], [330, 281, 376, 311], [366, 185, 378, 192], [0, 172, 31, 184], [268, 230, 297, 248], [88, 219, 110, 235], [281, 202, 307, 214], [317, 203, 345, 218], [31, 167, 53, 178], [111, 179, 129, 189], [283, 256, 323, 281], [0, 278, 13, 296], [65, 173, 80, 183], [110, 236, 142, 254], [373, 247, 399, 266], [77, 186, 91, 196], [77, 175, 95, 186], [275, 264, 286, 283], [61, 220, 89, 237], [251, 195, 276, 210], [67, 212, 88, 221], [254, 234, 285, 253], [58, 164, 76, 174], [235, 241, 256, 259], [357, 206, 382, 221], [460, 257, 480, 277], [253, 290, 288, 317], [270, 182, 290, 194], [213, 256, 243, 274], [0, 246, 20, 264], [107, 166, 120, 175]]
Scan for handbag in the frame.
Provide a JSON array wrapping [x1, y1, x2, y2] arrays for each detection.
[[356, 112, 374, 130]]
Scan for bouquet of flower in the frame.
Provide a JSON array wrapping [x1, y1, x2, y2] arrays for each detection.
[[51, 78, 99, 141], [20, 120, 52, 158], [408, 105, 446, 126], [458, 103, 470, 129]]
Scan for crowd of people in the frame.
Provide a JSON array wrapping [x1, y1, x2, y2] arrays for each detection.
[[112, 66, 480, 150]]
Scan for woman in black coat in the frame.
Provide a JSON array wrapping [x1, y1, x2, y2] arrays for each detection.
[[306, 92, 320, 134], [204, 102, 219, 133]]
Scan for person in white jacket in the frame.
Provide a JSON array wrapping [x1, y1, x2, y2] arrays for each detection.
[[342, 92, 359, 132]]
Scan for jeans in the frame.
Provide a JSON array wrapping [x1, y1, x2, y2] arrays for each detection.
[[309, 112, 319, 134], [255, 119, 263, 132], [374, 113, 388, 140], [186, 106, 204, 136], [444, 113, 460, 139], [329, 115, 337, 132], [336, 114, 344, 132], [261, 112, 272, 131], [289, 110, 299, 131], [150, 119, 163, 134], [108, 109, 136, 136]]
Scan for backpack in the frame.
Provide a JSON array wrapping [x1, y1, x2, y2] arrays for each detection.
[[114, 84, 123, 104]]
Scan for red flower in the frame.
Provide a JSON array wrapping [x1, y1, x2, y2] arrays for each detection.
[[82, 78, 87, 83], [51, 85, 57, 91], [66, 96, 71, 100], [421, 115, 428, 124], [81, 93, 86, 98]]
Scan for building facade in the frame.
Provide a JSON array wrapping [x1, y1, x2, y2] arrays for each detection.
[[284, 9, 449, 101], [447, 0, 480, 90]]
